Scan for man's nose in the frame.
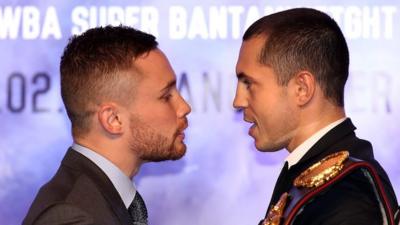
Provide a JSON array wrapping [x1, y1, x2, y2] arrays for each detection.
[[233, 88, 247, 109], [177, 94, 191, 117]]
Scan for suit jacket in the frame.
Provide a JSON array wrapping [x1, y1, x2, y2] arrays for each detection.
[[265, 118, 399, 225], [23, 148, 133, 225]]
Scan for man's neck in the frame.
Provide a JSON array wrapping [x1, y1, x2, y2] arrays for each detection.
[[74, 136, 142, 179], [285, 117, 347, 168], [287, 106, 345, 152]]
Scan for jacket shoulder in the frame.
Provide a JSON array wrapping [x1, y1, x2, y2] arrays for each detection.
[[23, 166, 109, 225], [32, 203, 95, 225], [290, 152, 395, 225]]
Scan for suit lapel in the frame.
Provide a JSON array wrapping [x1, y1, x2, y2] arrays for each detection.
[[62, 149, 132, 225]]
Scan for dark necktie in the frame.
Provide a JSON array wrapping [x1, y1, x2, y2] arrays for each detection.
[[128, 191, 148, 225], [259, 162, 289, 225], [268, 161, 289, 212]]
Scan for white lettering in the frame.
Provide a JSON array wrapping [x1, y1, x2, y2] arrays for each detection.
[[107, 6, 124, 26], [71, 6, 159, 36], [125, 6, 140, 28], [188, 6, 208, 39], [0, 6, 21, 39], [228, 6, 244, 39], [41, 6, 61, 39], [169, 6, 186, 40], [71, 6, 89, 35], [244, 6, 261, 30], [141, 7, 158, 36], [344, 6, 362, 39], [362, 6, 380, 39], [209, 6, 227, 39], [381, 6, 396, 39], [22, 6, 40, 39]]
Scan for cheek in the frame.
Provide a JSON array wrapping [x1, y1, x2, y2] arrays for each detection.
[[251, 93, 273, 120], [144, 107, 177, 132], [252, 96, 286, 129]]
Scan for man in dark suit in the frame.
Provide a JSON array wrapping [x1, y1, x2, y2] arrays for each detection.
[[233, 8, 399, 224], [23, 25, 191, 225]]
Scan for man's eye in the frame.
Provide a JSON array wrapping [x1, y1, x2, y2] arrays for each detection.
[[242, 79, 252, 89], [162, 94, 172, 101]]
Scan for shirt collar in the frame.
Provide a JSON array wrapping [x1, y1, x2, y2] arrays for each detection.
[[285, 117, 347, 169], [72, 143, 136, 208]]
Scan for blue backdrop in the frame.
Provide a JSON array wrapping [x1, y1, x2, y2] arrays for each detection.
[[1, 1, 399, 224]]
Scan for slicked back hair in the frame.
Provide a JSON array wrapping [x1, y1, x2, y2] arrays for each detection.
[[60, 25, 158, 137], [243, 8, 349, 106]]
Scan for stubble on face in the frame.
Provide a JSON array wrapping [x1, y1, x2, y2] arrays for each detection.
[[128, 114, 186, 162]]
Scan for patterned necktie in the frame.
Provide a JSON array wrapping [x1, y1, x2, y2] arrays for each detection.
[[128, 191, 148, 225]]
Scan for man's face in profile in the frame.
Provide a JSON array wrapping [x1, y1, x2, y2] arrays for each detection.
[[233, 37, 296, 152], [126, 49, 191, 162]]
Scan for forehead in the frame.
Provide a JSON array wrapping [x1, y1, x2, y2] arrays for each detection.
[[134, 48, 175, 84], [236, 36, 266, 69], [236, 36, 277, 81]]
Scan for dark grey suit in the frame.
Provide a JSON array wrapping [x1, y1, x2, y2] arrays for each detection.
[[23, 149, 133, 225]]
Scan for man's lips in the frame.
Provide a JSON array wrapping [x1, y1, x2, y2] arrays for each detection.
[[243, 111, 255, 124], [243, 116, 257, 136], [249, 123, 257, 135], [179, 120, 188, 132], [177, 133, 185, 140], [243, 115, 256, 125], [244, 117, 254, 123], [176, 119, 189, 137]]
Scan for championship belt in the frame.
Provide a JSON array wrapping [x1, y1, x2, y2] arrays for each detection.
[[261, 151, 396, 225]]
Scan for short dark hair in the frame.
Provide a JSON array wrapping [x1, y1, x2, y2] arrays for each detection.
[[243, 8, 349, 106], [60, 25, 158, 137]]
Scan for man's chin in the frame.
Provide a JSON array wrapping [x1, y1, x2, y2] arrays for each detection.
[[254, 140, 283, 152], [143, 145, 186, 162], [169, 145, 186, 160]]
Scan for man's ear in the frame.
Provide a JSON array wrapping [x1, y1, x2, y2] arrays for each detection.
[[292, 71, 316, 106], [97, 103, 123, 135]]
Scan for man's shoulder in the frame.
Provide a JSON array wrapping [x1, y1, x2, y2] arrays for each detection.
[[23, 165, 110, 225], [293, 168, 383, 224], [36, 163, 93, 202], [289, 152, 396, 225], [29, 203, 95, 225]]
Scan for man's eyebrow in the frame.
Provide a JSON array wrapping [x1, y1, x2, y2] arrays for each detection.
[[160, 80, 176, 92], [237, 72, 251, 80]]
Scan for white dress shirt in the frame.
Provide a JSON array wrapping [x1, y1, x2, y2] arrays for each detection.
[[72, 143, 136, 208], [285, 117, 347, 169]]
